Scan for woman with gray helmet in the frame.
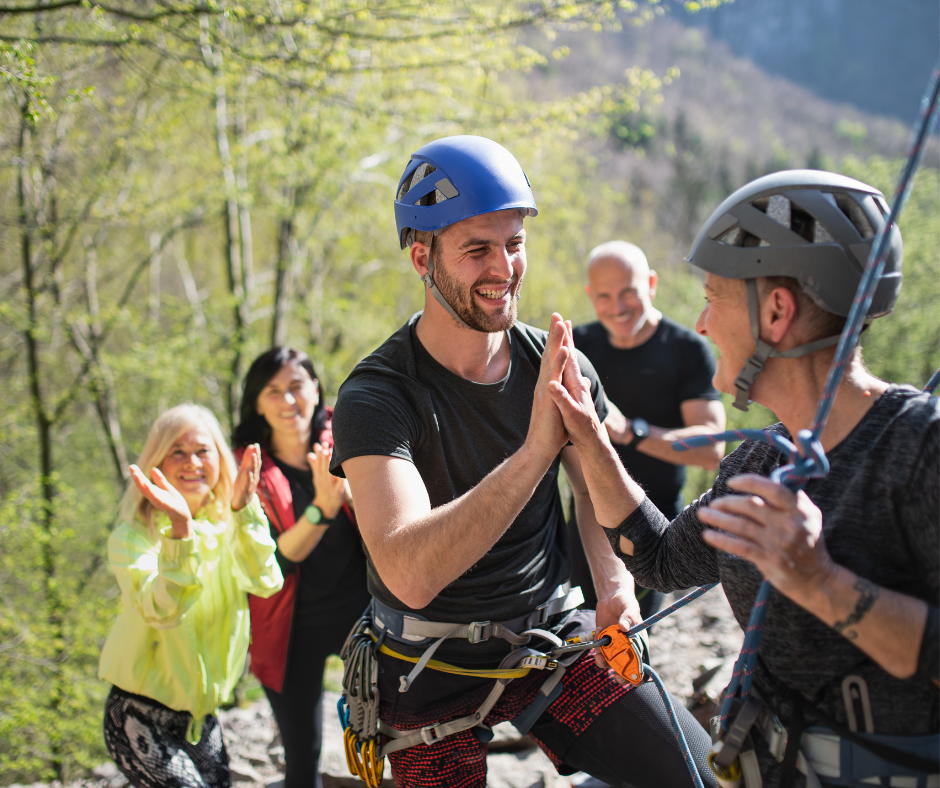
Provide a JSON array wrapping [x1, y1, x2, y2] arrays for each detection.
[[546, 169, 938, 787]]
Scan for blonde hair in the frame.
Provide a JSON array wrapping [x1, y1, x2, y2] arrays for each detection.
[[119, 404, 237, 534]]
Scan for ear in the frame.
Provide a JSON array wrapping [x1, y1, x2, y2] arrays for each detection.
[[311, 379, 320, 405], [647, 270, 658, 301], [762, 285, 799, 345], [583, 283, 592, 299], [411, 240, 431, 278]]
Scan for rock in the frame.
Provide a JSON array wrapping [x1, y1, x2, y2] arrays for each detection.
[[229, 761, 265, 784]]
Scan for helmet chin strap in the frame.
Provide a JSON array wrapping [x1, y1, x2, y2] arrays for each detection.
[[420, 234, 475, 331], [732, 279, 841, 412]]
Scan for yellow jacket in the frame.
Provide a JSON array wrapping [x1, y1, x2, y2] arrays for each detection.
[[99, 494, 283, 742]]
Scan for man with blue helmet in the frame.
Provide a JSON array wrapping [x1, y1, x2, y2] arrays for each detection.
[[330, 136, 715, 788]]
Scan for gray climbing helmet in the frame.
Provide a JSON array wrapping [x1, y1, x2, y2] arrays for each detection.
[[686, 169, 903, 411]]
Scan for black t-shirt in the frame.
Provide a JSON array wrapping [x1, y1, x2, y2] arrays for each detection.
[[572, 317, 720, 518], [270, 456, 370, 624], [330, 315, 608, 630]]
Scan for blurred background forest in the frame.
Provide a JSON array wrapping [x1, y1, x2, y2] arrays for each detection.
[[1, 0, 937, 782]]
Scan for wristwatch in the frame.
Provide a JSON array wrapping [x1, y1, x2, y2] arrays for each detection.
[[304, 504, 333, 526], [630, 417, 651, 447]]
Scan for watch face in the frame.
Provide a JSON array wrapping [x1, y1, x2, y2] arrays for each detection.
[[632, 418, 650, 438], [305, 504, 322, 525]]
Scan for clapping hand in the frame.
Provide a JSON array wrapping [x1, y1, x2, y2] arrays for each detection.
[[309, 442, 345, 520], [232, 443, 262, 513], [129, 464, 193, 539]]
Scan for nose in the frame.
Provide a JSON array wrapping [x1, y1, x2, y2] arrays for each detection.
[[695, 305, 708, 337], [284, 391, 296, 406], [186, 453, 202, 468]]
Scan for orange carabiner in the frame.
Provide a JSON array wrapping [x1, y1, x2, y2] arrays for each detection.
[[597, 625, 645, 686]]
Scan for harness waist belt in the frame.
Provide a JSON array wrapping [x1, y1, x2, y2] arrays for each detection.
[[371, 583, 584, 647]]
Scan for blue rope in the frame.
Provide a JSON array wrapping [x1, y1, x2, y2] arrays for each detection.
[[647, 664, 707, 788], [627, 583, 719, 636], [673, 63, 940, 734], [925, 367, 940, 396]]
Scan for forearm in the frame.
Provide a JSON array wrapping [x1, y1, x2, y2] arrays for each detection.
[[573, 489, 634, 600], [277, 516, 329, 562], [110, 527, 202, 628], [633, 424, 724, 469], [796, 562, 930, 680], [572, 426, 646, 531], [375, 443, 556, 609], [229, 496, 283, 597]]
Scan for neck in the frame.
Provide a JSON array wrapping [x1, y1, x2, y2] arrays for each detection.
[[606, 309, 661, 350], [758, 353, 888, 452], [415, 305, 511, 383], [185, 493, 209, 517], [270, 429, 312, 469]]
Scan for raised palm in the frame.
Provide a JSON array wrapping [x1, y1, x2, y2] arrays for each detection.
[[232, 443, 262, 512], [129, 464, 192, 537]]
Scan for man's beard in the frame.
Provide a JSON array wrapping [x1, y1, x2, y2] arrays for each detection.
[[432, 249, 522, 333]]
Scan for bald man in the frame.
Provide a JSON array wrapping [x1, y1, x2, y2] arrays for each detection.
[[568, 241, 726, 615]]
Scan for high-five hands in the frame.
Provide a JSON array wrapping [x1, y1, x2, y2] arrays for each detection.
[[231, 443, 262, 513], [129, 464, 195, 540], [526, 313, 576, 460], [544, 313, 607, 450]]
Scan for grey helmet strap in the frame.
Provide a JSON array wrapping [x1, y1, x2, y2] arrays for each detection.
[[419, 233, 474, 331], [733, 279, 841, 411]]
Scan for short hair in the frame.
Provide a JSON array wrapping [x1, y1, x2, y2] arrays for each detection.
[[586, 241, 649, 273], [119, 404, 236, 534]]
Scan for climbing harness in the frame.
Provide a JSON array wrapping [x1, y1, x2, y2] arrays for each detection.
[[337, 583, 719, 786], [674, 63, 940, 788]]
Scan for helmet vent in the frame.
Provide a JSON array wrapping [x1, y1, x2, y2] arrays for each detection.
[[765, 195, 791, 229], [833, 193, 874, 239], [397, 162, 456, 207], [716, 226, 745, 246]]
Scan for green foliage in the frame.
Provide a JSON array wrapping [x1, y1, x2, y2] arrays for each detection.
[[2, 0, 936, 782]]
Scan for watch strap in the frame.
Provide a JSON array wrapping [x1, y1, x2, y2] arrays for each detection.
[[304, 504, 333, 526]]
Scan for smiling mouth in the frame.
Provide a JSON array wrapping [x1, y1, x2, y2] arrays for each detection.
[[179, 475, 206, 483], [475, 282, 513, 301], [279, 411, 300, 418]]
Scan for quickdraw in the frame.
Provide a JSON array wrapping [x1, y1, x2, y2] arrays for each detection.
[[338, 618, 385, 787], [674, 62, 940, 785]]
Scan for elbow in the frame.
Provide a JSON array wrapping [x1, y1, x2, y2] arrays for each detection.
[[698, 445, 725, 471], [390, 576, 438, 610], [375, 562, 439, 610]]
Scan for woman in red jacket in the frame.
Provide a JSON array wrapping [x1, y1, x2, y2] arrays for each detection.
[[233, 347, 370, 788]]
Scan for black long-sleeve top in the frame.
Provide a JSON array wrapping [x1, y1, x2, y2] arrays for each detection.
[[606, 385, 939, 787]]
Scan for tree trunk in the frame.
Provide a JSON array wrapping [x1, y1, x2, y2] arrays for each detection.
[[202, 15, 247, 429], [271, 211, 293, 347], [18, 92, 65, 782]]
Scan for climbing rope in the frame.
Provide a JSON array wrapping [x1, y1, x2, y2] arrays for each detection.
[[673, 62, 940, 736], [925, 367, 940, 396]]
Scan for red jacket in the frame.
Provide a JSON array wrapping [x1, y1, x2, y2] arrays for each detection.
[[236, 409, 351, 692]]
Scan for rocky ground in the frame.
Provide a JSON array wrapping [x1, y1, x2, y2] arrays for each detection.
[[14, 586, 743, 788]]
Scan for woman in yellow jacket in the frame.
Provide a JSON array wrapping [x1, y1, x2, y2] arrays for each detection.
[[99, 404, 283, 788]]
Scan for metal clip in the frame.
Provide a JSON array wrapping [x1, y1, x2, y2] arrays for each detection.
[[467, 620, 491, 644], [767, 718, 788, 762]]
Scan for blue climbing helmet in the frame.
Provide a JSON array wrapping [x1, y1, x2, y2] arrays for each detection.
[[686, 169, 903, 410], [394, 135, 538, 250]]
